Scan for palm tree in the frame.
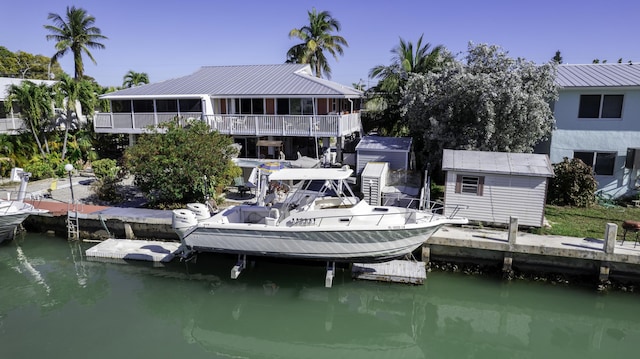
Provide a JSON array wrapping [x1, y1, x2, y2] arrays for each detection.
[[122, 70, 150, 88], [366, 35, 449, 136], [287, 8, 348, 79], [44, 6, 107, 80], [5, 81, 54, 158], [369, 34, 446, 94], [53, 74, 96, 161]]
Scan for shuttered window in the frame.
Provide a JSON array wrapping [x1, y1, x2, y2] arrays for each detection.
[[455, 175, 484, 196]]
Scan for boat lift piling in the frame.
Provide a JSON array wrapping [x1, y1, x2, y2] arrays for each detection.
[[231, 254, 247, 279], [325, 261, 336, 288]]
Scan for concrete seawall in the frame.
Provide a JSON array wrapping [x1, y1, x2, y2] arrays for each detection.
[[23, 204, 640, 283], [11, 176, 640, 283], [427, 220, 640, 282]]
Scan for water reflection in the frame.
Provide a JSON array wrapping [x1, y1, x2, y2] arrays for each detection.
[[1, 235, 639, 359]]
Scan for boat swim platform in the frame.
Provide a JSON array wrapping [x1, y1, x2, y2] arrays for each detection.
[[352, 260, 427, 285], [85, 238, 182, 263]]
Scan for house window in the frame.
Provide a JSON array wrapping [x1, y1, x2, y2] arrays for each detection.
[[132, 100, 154, 112], [289, 98, 314, 115], [239, 99, 252, 114], [578, 94, 623, 118], [156, 99, 177, 112], [276, 98, 289, 115], [111, 100, 132, 113], [252, 99, 264, 114], [178, 99, 201, 112], [574, 151, 616, 175], [455, 175, 484, 195]]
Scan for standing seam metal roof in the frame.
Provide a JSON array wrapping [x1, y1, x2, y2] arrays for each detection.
[[101, 64, 363, 98], [355, 136, 413, 152], [557, 63, 640, 88], [441, 149, 554, 177], [1, 77, 57, 99]]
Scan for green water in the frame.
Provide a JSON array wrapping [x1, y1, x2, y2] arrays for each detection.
[[1, 234, 638, 359]]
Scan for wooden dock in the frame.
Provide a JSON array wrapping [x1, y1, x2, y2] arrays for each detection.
[[352, 260, 427, 284], [85, 238, 182, 263]]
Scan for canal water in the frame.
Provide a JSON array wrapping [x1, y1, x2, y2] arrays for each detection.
[[1, 233, 638, 359]]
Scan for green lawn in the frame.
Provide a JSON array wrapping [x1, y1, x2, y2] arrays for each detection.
[[533, 205, 640, 240]]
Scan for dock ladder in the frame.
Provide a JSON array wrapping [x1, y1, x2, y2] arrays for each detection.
[[67, 203, 79, 240]]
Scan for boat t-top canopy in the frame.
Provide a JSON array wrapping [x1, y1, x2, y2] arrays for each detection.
[[268, 167, 353, 181]]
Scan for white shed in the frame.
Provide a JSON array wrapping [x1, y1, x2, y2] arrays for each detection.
[[355, 136, 413, 174], [361, 162, 389, 205], [442, 149, 554, 227]]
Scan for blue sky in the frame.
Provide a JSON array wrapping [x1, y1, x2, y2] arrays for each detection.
[[3, 0, 640, 88]]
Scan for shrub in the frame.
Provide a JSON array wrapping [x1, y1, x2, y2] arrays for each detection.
[[123, 119, 241, 207], [90, 158, 124, 202], [547, 157, 597, 207], [24, 158, 56, 180]]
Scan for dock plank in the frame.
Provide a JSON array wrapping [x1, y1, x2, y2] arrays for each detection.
[[86, 238, 181, 263], [352, 260, 426, 284]]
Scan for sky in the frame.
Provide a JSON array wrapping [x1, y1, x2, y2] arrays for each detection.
[[3, 0, 640, 88]]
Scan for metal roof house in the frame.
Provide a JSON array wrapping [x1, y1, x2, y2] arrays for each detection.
[[96, 64, 364, 161], [442, 149, 554, 227], [547, 63, 640, 198], [1, 77, 57, 134]]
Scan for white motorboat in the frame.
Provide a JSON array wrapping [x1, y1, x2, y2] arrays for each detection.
[[0, 200, 43, 243], [0, 169, 49, 244], [172, 167, 467, 263]]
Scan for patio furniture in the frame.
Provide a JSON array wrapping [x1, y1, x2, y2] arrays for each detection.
[[234, 177, 250, 197]]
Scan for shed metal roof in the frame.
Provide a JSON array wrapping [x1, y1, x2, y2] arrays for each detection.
[[355, 136, 413, 152], [101, 64, 363, 99], [557, 63, 640, 88], [441, 149, 554, 177]]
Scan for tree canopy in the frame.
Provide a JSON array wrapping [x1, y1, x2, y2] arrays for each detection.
[[287, 8, 348, 79], [0, 46, 64, 79], [44, 6, 108, 80], [123, 119, 241, 207], [364, 35, 451, 136], [401, 43, 558, 169]]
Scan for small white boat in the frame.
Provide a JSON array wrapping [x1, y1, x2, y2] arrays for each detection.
[[173, 167, 467, 263], [0, 200, 46, 243], [0, 169, 49, 244]]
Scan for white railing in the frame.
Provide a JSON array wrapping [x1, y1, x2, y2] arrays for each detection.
[[0, 117, 26, 133], [94, 112, 203, 132], [95, 112, 362, 137]]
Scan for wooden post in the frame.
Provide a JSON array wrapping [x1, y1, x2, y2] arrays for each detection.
[[502, 256, 513, 272], [604, 223, 617, 254], [421, 245, 431, 263], [508, 216, 518, 246]]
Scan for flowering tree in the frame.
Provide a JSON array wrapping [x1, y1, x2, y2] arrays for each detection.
[[402, 43, 558, 168], [123, 119, 241, 207]]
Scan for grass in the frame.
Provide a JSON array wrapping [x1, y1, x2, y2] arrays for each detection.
[[532, 204, 640, 239]]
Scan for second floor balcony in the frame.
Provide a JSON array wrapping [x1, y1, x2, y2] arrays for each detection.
[[0, 117, 26, 134], [94, 112, 362, 138]]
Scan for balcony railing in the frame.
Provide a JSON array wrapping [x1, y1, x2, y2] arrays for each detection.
[[0, 117, 26, 134], [94, 112, 362, 137]]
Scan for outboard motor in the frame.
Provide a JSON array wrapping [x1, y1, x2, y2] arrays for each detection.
[[17, 171, 32, 201], [187, 203, 211, 220], [172, 209, 198, 230]]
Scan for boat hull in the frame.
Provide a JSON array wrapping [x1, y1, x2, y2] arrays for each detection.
[[179, 224, 444, 263], [0, 212, 31, 244]]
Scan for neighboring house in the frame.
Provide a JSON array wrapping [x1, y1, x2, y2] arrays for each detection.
[[442, 149, 554, 227], [548, 63, 640, 198], [96, 64, 364, 161], [354, 136, 413, 175], [0, 77, 57, 134]]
